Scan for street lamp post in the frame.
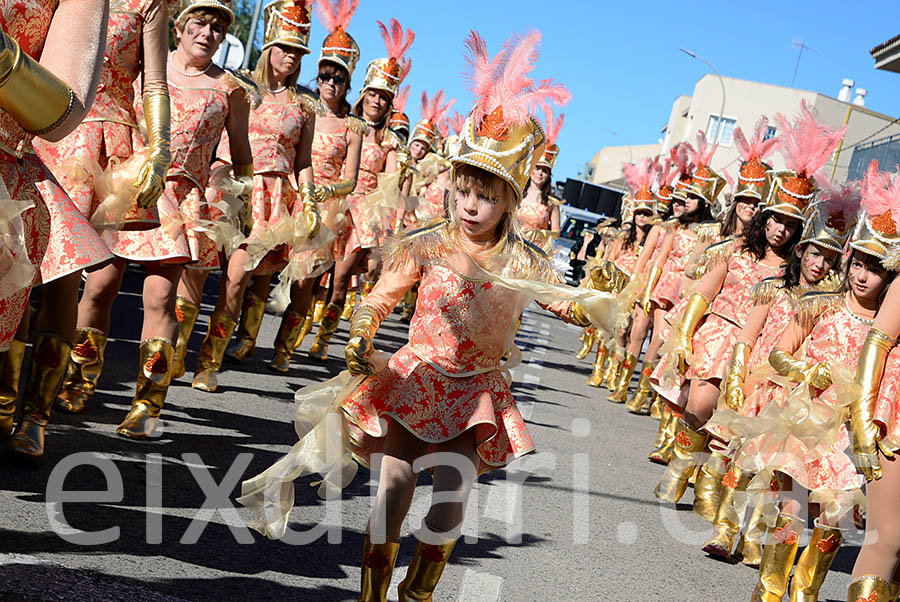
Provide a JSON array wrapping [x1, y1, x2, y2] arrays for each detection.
[[242, 0, 265, 69], [680, 48, 726, 147], [609, 129, 633, 162]]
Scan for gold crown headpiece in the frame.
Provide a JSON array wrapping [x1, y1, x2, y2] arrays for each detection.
[[359, 19, 414, 99], [800, 175, 861, 254], [262, 0, 312, 53], [177, 0, 235, 28], [853, 160, 900, 266], [316, 0, 360, 76], [732, 116, 778, 202]]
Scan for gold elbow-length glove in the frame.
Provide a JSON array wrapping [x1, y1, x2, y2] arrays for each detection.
[[0, 30, 74, 135], [589, 261, 629, 295], [849, 328, 896, 481], [345, 305, 381, 376], [768, 348, 833, 390], [639, 265, 663, 315], [722, 342, 751, 411], [315, 178, 356, 203], [232, 163, 254, 236], [672, 293, 708, 372], [298, 181, 321, 239], [133, 91, 172, 209]]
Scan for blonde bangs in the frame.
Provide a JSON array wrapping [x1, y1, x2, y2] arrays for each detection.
[[447, 163, 522, 255]]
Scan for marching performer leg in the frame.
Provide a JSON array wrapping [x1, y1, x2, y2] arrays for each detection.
[[192, 311, 238, 392], [116, 337, 175, 439], [55, 328, 107, 414], [226, 289, 267, 362], [653, 420, 708, 503], [0, 338, 26, 438], [172, 296, 200, 379], [788, 525, 844, 602], [752, 513, 802, 602], [586, 341, 609, 387]]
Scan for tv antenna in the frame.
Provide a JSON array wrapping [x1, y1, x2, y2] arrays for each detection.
[[791, 37, 818, 87]]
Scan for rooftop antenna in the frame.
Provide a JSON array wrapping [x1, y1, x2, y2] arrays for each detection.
[[791, 37, 818, 87]]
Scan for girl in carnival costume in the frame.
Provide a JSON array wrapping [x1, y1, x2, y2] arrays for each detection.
[[264, 0, 365, 373], [0, 0, 109, 453], [699, 176, 850, 570], [238, 30, 612, 602], [515, 105, 563, 252], [73, 0, 255, 439]]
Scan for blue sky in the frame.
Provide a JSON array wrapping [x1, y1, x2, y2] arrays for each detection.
[[269, 0, 900, 182]]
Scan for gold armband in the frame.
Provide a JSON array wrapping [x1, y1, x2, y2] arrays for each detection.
[[233, 163, 254, 179]]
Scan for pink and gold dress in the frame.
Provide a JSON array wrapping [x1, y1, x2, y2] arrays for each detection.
[[342, 131, 399, 255], [612, 244, 640, 275], [650, 223, 698, 308], [515, 198, 557, 252], [103, 75, 248, 269], [0, 0, 112, 349]]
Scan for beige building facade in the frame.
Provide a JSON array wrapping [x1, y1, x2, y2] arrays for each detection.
[[585, 74, 900, 187]]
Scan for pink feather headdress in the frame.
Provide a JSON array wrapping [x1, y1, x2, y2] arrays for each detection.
[[316, 0, 357, 34], [734, 117, 779, 164], [449, 110, 466, 136], [860, 160, 900, 238], [623, 158, 658, 202], [376, 19, 414, 77], [419, 90, 455, 128], [690, 130, 717, 170], [775, 100, 846, 179], [813, 173, 861, 232], [542, 105, 564, 147], [316, 0, 360, 74], [656, 157, 676, 189], [392, 85, 410, 113], [463, 30, 571, 140], [438, 119, 450, 139], [670, 141, 696, 195]]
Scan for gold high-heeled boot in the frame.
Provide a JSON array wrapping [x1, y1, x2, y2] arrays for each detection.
[[116, 337, 175, 439], [788, 525, 843, 602], [575, 327, 596, 360], [847, 576, 891, 602], [648, 391, 662, 420], [693, 450, 728, 522], [701, 465, 748, 557], [312, 299, 326, 324], [269, 310, 305, 373], [738, 497, 768, 568], [192, 311, 237, 392], [361, 281, 375, 298], [172, 297, 199, 379], [226, 290, 266, 362], [609, 352, 638, 403], [586, 343, 609, 387], [55, 328, 107, 414], [0, 338, 26, 438], [397, 539, 457, 602], [309, 303, 342, 361], [7, 334, 71, 459], [358, 536, 400, 602], [342, 290, 358, 321], [625, 360, 655, 413], [602, 351, 622, 390], [653, 420, 709, 503], [648, 407, 678, 464], [752, 513, 802, 602]]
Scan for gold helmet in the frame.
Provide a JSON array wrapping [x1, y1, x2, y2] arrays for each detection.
[[685, 131, 726, 204], [765, 101, 846, 220], [536, 105, 563, 170], [410, 90, 454, 153], [853, 160, 900, 265], [262, 0, 312, 54], [654, 153, 677, 214], [315, 0, 360, 76], [358, 19, 414, 100], [800, 176, 861, 254], [732, 117, 778, 202], [623, 158, 657, 215], [451, 31, 571, 204], [177, 0, 235, 28], [389, 85, 411, 138]]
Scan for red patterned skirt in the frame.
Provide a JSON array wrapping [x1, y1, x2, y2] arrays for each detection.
[[685, 313, 740, 382], [341, 346, 535, 474]]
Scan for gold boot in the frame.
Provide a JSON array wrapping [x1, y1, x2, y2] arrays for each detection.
[[649, 391, 662, 420], [55, 328, 107, 414], [789, 525, 843, 602], [693, 450, 728, 522], [847, 576, 891, 602], [309, 303, 342, 361], [701, 464, 747, 558], [192, 311, 237, 392], [0, 339, 26, 438], [358, 536, 400, 602], [653, 420, 708, 503], [586, 343, 609, 387], [397, 539, 457, 602], [575, 328, 596, 360], [116, 337, 174, 439], [609, 352, 638, 403], [312, 299, 326, 324], [649, 408, 678, 464], [342, 290, 358, 321], [172, 296, 200, 379], [226, 290, 266, 362], [7, 334, 71, 460], [602, 352, 622, 391], [625, 360, 655, 413], [752, 513, 802, 602], [739, 497, 768, 568], [269, 310, 305, 373]]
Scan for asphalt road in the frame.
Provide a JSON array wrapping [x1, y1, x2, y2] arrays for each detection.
[[0, 266, 859, 601]]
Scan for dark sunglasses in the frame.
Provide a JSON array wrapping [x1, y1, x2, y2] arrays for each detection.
[[318, 73, 347, 86]]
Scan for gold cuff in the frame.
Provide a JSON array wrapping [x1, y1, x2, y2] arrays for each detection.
[[0, 33, 73, 134], [723, 342, 751, 411], [640, 265, 663, 313], [350, 304, 381, 341], [568, 302, 592, 327], [233, 163, 254, 179], [317, 178, 356, 202], [298, 181, 316, 208], [768, 348, 831, 388]]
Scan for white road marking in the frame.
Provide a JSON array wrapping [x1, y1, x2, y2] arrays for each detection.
[[457, 569, 504, 601]]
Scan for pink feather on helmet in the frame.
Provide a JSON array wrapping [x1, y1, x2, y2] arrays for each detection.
[[774, 100, 847, 178], [861, 160, 900, 236], [733, 116, 779, 163], [623, 157, 658, 200], [722, 169, 735, 191], [463, 30, 571, 132], [449, 110, 466, 136], [420, 90, 455, 126], [814, 173, 861, 231], [657, 157, 676, 188], [542, 105, 564, 146], [315, 0, 358, 33], [438, 119, 450, 139], [393, 85, 410, 112], [377, 19, 415, 62], [690, 130, 717, 168]]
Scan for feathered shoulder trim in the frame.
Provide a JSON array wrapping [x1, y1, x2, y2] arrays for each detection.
[[691, 220, 722, 243], [345, 115, 371, 136], [294, 85, 324, 116], [661, 217, 680, 231], [749, 277, 786, 306], [696, 237, 736, 271], [382, 128, 403, 150], [223, 69, 262, 109], [381, 218, 560, 283], [794, 291, 843, 326]]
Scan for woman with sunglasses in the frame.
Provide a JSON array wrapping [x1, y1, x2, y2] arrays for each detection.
[[266, 0, 364, 372]]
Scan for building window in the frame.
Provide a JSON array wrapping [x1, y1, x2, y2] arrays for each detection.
[[764, 126, 776, 141], [707, 115, 737, 146]]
